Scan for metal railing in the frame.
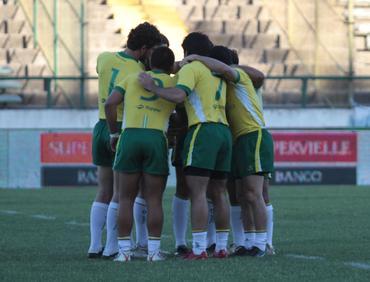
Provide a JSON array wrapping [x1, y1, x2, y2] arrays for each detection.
[[0, 75, 370, 108]]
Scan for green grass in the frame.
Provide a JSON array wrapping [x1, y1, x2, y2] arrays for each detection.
[[0, 186, 370, 281]]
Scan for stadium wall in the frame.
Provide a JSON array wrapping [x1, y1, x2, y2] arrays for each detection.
[[1, 108, 370, 188]]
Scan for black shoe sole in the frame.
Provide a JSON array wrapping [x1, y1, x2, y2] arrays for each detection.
[[102, 252, 118, 260]]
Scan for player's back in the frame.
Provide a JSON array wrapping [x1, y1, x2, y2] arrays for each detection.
[[226, 67, 265, 138], [177, 61, 228, 127], [96, 51, 144, 121], [122, 71, 177, 132]]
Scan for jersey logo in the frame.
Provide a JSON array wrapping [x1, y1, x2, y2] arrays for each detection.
[[136, 104, 144, 109], [140, 78, 163, 101]]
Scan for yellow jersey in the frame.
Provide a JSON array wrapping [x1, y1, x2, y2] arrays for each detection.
[[114, 70, 177, 132], [226, 67, 266, 139], [96, 51, 144, 121], [175, 61, 228, 127]]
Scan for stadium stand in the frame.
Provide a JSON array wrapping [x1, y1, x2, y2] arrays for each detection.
[[0, 0, 369, 107]]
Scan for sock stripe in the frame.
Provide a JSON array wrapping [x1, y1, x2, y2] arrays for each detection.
[[266, 202, 272, 206], [148, 236, 161, 240], [118, 236, 130, 240], [216, 229, 230, 232], [244, 230, 256, 233], [192, 229, 207, 233], [255, 230, 267, 233]]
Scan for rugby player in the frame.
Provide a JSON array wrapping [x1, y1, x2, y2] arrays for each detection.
[[132, 33, 171, 258], [139, 32, 232, 259], [105, 46, 177, 262], [88, 22, 161, 259], [183, 46, 274, 257]]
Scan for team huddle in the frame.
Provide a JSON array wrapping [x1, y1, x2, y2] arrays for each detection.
[[88, 22, 275, 262]]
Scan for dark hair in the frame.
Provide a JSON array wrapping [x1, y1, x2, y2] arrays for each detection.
[[159, 33, 170, 47], [127, 22, 162, 50], [230, 49, 239, 65], [209, 45, 233, 66], [181, 32, 213, 56], [150, 47, 175, 73]]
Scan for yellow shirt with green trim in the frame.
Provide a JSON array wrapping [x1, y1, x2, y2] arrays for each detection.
[[175, 61, 228, 127], [113, 70, 177, 132], [226, 67, 266, 139], [96, 51, 144, 121]]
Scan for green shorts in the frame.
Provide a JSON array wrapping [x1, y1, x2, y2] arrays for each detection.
[[232, 128, 274, 178], [113, 128, 169, 175], [182, 123, 232, 172], [92, 119, 121, 167]]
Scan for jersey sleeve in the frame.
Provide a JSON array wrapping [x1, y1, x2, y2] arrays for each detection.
[[176, 64, 196, 96], [236, 67, 254, 89], [113, 77, 127, 96]]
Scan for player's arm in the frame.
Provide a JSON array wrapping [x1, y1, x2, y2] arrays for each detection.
[[237, 65, 265, 89], [181, 54, 238, 82], [104, 88, 124, 151], [138, 72, 186, 103]]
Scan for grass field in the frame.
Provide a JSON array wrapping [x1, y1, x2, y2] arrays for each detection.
[[0, 186, 370, 282]]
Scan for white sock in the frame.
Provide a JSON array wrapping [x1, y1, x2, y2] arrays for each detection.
[[118, 238, 132, 253], [207, 201, 216, 247], [192, 231, 207, 255], [172, 196, 189, 247], [103, 201, 119, 256], [215, 231, 229, 252], [88, 202, 108, 253], [230, 205, 245, 247], [148, 237, 161, 254], [244, 231, 256, 250], [266, 204, 274, 246], [133, 197, 148, 247], [255, 232, 267, 251]]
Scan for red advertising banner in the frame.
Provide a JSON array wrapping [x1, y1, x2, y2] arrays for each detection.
[[41, 133, 92, 164], [272, 132, 357, 163]]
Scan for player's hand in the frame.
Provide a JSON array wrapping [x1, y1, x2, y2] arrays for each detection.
[[110, 136, 119, 152], [179, 55, 199, 67], [139, 72, 155, 92]]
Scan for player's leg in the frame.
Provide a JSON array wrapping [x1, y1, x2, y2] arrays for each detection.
[[88, 120, 114, 258], [142, 173, 167, 261], [171, 127, 190, 255], [173, 166, 190, 254], [103, 171, 120, 258], [209, 176, 230, 257], [88, 166, 113, 257], [115, 172, 141, 262], [184, 171, 210, 258], [133, 183, 149, 257], [263, 177, 275, 254], [228, 179, 245, 250], [206, 188, 216, 253], [241, 174, 267, 256]]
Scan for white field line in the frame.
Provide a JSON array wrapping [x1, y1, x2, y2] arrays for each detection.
[[31, 214, 56, 220], [65, 220, 89, 227], [344, 262, 370, 270], [0, 210, 21, 215], [285, 253, 325, 260]]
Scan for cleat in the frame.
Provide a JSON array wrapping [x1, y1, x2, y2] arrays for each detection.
[[147, 251, 166, 262], [213, 249, 228, 259], [102, 252, 118, 260], [230, 245, 248, 256], [266, 244, 276, 255], [113, 251, 132, 262], [131, 245, 148, 258], [183, 251, 208, 260], [175, 245, 191, 257], [206, 243, 216, 255], [87, 248, 104, 259], [229, 243, 236, 253], [246, 246, 266, 257]]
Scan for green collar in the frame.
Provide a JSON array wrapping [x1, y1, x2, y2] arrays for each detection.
[[117, 51, 138, 62]]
